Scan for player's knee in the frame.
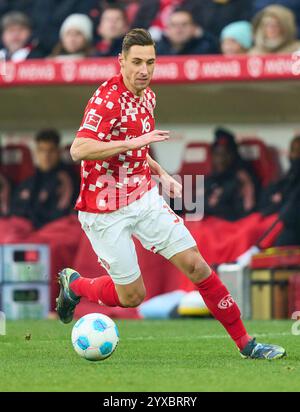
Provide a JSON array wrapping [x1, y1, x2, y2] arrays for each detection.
[[121, 288, 146, 308], [186, 259, 211, 283]]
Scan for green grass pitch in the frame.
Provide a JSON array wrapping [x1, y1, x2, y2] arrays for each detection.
[[0, 319, 299, 392]]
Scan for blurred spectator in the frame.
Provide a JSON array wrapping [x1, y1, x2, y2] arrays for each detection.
[[0, 0, 34, 18], [259, 136, 300, 246], [181, 0, 253, 38], [156, 8, 219, 55], [28, 0, 100, 55], [10, 129, 78, 229], [51, 14, 94, 59], [203, 128, 259, 221], [0, 11, 45, 61], [250, 5, 300, 54], [131, 0, 184, 41], [0, 172, 10, 216], [220, 21, 253, 55], [252, 0, 300, 37], [95, 4, 128, 56]]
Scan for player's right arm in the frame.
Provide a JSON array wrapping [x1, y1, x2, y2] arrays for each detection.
[[70, 130, 169, 162], [71, 89, 169, 162]]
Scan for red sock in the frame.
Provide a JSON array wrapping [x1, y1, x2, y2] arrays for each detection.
[[70, 276, 123, 307], [196, 271, 251, 350]]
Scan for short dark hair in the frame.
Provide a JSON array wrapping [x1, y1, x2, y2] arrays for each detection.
[[35, 129, 61, 146], [171, 7, 195, 24], [122, 28, 155, 55]]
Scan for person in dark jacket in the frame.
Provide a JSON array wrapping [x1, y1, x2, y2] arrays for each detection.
[[0, 0, 34, 18], [0, 172, 11, 217], [28, 0, 100, 55], [259, 136, 300, 246], [11, 129, 78, 229], [95, 4, 128, 57], [181, 0, 253, 38], [0, 11, 45, 61], [204, 128, 260, 221], [156, 8, 219, 55], [131, 0, 184, 41]]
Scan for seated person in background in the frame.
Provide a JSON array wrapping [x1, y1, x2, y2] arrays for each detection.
[[204, 128, 259, 221], [0, 173, 11, 217], [0, 0, 34, 16], [180, 0, 253, 38], [249, 5, 300, 54], [51, 14, 94, 59], [0, 11, 45, 61], [95, 4, 128, 56], [10, 129, 78, 229], [156, 8, 219, 55], [131, 0, 184, 41], [259, 136, 300, 246], [220, 21, 253, 55], [252, 0, 300, 38]]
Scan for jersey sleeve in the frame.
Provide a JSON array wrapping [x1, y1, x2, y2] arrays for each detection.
[[76, 90, 120, 142]]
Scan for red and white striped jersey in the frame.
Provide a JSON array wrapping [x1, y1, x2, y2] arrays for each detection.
[[75, 74, 156, 213]]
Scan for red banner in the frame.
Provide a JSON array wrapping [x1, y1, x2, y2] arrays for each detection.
[[1, 54, 300, 87]]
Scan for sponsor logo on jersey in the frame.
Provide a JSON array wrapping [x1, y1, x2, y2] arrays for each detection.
[[141, 116, 151, 133], [126, 108, 138, 116]]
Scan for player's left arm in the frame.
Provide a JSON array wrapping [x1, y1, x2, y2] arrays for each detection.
[[147, 154, 182, 199]]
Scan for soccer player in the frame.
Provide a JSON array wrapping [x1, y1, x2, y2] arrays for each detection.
[[56, 28, 286, 360]]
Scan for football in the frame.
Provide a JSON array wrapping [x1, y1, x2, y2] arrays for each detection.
[[71, 313, 119, 361]]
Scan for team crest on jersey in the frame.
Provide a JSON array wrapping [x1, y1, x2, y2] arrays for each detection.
[[217, 294, 235, 309], [83, 109, 102, 132]]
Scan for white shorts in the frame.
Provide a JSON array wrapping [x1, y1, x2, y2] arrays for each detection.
[[78, 186, 196, 285]]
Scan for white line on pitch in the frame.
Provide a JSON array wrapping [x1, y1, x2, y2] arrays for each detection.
[[126, 332, 293, 341]]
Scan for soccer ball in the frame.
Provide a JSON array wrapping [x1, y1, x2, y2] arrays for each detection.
[[71, 313, 119, 361]]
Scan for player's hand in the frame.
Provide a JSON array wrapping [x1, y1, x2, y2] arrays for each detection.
[[144, 130, 170, 145], [160, 172, 182, 199], [129, 130, 170, 150]]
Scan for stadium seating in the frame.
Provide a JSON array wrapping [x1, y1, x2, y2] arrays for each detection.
[[238, 137, 282, 186], [175, 138, 282, 194], [0, 144, 34, 184], [178, 142, 212, 179]]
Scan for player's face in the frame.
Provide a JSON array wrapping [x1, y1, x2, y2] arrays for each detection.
[[36, 142, 60, 172], [119, 45, 156, 95]]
